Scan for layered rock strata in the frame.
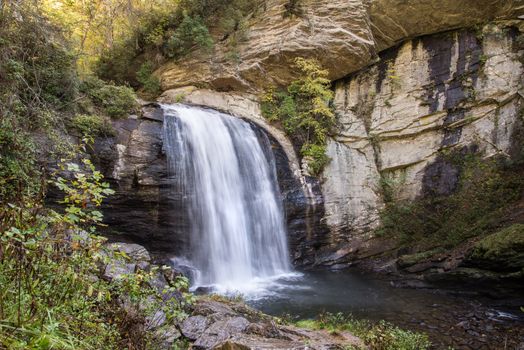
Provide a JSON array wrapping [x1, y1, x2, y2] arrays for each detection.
[[158, 0, 524, 92]]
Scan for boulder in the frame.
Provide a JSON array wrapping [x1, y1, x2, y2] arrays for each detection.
[[106, 242, 151, 262], [103, 261, 136, 281], [181, 315, 210, 340]]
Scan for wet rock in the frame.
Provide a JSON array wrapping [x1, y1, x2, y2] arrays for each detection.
[[93, 105, 181, 255]]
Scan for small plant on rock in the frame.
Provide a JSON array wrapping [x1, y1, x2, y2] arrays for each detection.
[[71, 114, 115, 138]]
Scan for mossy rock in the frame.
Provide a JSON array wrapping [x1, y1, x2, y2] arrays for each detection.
[[466, 224, 524, 272], [397, 248, 446, 268]]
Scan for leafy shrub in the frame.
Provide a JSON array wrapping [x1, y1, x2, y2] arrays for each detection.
[[296, 312, 431, 350], [0, 3, 78, 115], [0, 3, 76, 206], [94, 0, 262, 84], [0, 3, 136, 207], [71, 114, 115, 139], [94, 44, 139, 86], [165, 15, 213, 59], [301, 143, 330, 176], [79, 77, 138, 118], [261, 58, 335, 176], [136, 61, 162, 98], [0, 117, 40, 204], [0, 156, 119, 349], [0, 155, 194, 349]]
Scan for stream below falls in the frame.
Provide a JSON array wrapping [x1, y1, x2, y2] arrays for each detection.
[[242, 270, 524, 349]]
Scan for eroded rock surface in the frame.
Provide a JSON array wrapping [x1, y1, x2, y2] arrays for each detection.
[[319, 22, 524, 266], [158, 0, 524, 92]]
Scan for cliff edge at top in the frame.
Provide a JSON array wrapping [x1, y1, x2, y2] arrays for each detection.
[[157, 0, 524, 92]]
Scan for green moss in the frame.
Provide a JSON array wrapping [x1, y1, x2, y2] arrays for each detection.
[[469, 224, 524, 270], [397, 248, 446, 268]]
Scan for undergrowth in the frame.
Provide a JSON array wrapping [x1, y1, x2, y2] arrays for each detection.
[[0, 4, 195, 348], [0, 153, 194, 349], [295, 312, 431, 350], [0, 2, 137, 207], [95, 0, 264, 88], [376, 150, 524, 249]]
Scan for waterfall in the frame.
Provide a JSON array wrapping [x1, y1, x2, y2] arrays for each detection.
[[162, 104, 291, 293]]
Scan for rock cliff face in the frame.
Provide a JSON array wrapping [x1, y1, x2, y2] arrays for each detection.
[[96, 1, 524, 274], [90, 106, 177, 253], [155, 21, 523, 268], [92, 104, 327, 265], [320, 23, 524, 265], [158, 0, 524, 92]]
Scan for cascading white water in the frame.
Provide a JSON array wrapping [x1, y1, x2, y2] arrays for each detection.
[[162, 104, 292, 293]]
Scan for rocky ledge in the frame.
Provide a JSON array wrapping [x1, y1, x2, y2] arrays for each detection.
[[180, 299, 362, 350], [157, 0, 523, 92]]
